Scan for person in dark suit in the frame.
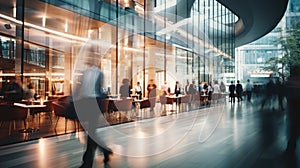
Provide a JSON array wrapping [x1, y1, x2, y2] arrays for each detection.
[[175, 81, 181, 97], [261, 78, 275, 109], [236, 80, 243, 102], [229, 81, 235, 103]]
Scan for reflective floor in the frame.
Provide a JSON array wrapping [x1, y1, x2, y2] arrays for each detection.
[[0, 95, 299, 168]]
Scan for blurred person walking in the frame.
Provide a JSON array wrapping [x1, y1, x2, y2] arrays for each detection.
[[245, 79, 253, 102], [119, 78, 131, 98], [3, 76, 23, 101], [261, 78, 275, 109], [285, 72, 300, 155], [236, 80, 243, 102], [147, 79, 157, 98], [275, 78, 285, 111], [229, 81, 235, 103], [220, 81, 226, 93], [74, 48, 113, 168]]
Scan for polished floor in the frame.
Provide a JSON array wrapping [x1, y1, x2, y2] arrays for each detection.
[[0, 95, 299, 168]]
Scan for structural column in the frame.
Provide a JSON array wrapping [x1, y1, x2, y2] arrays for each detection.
[[15, 0, 24, 83]]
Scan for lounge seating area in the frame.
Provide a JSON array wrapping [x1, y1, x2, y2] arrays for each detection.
[[0, 93, 226, 146]]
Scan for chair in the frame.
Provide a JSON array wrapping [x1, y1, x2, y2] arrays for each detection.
[[192, 94, 201, 108], [52, 102, 79, 133], [139, 97, 156, 118], [0, 104, 27, 135], [159, 95, 173, 115], [32, 101, 53, 127], [180, 94, 192, 112], [98, 99, 110, 119], [113, 98, 133, 121]]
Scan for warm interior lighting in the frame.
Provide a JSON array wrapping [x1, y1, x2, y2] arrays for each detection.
[[13, 7, 16, 18], [124, 38, 128, 46], [0, 73, 15, 76], [0, 14, 88, 42], [64, 20, 68, 32], [88, 29, 93, 38], [0, 73, 65, 77], [42, 15, 46, 27], [134, 4, 144, 14], [124, 0, 130, 8], [38, 138, 46, 167]]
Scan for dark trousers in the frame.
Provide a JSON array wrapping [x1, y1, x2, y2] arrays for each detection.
[[81, 135, 111, 167], [286, 91, 300, 153], [81, 136, 98, 167], [237, 92, 243, 101], [136, 91, 142, 100], [77, 98, 112, 167], [229, 92, 235, 102], [246, 91, 252, 102]]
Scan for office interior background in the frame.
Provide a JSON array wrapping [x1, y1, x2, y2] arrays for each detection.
[[0, 0, 235, 99], [0, 0, 297, 144]]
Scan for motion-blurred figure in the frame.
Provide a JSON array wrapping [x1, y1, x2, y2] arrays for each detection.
[[261, 78, 275, 109], [285, 74, 300, 154], [236, 80, 243, 102], [75, 48, 113, 168], [229, 81, 235, 103], [245, 79, 253, 102], [3, 76, 23, 101]]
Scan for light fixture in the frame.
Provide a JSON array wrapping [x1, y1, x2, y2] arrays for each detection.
[[42, 15, 46, 27], [64, 20, 68, 32], [13, 7, 16, 18]]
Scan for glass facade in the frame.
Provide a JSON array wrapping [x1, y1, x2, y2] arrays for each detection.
[[0, 0, 236, 99], [236, 0, 300, 84]]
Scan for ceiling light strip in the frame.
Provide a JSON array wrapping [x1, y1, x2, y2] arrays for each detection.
[[0, 13, 88, 42]]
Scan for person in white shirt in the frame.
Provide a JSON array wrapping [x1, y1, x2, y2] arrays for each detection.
[[26, 82, 36, 101], [212, 80, 221, 101], [161, 81, 170, 95], [213, 80, 221, 93], [134, 82, 142, 99]]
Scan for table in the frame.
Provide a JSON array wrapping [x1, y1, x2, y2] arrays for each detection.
[[133, 98, 154, 118], [13, 103, 46, 133], [108, 94, 119, 99], [165, 95, 184, 113], [108, 98, 134, 120], [130, 94, 139, 100], [132, 99, 145, 111], [200, 94, 208, 105]]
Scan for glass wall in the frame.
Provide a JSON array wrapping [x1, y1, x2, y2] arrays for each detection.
[[0, 0, 236, 99]]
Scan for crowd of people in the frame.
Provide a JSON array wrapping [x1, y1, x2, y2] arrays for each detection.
[[1, 68, 294, 167]]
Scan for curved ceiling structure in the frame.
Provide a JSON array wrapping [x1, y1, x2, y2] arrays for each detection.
[[218, 0, 289, 47], [171, 0, 289, 47], [0, 0, 289, 49]]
